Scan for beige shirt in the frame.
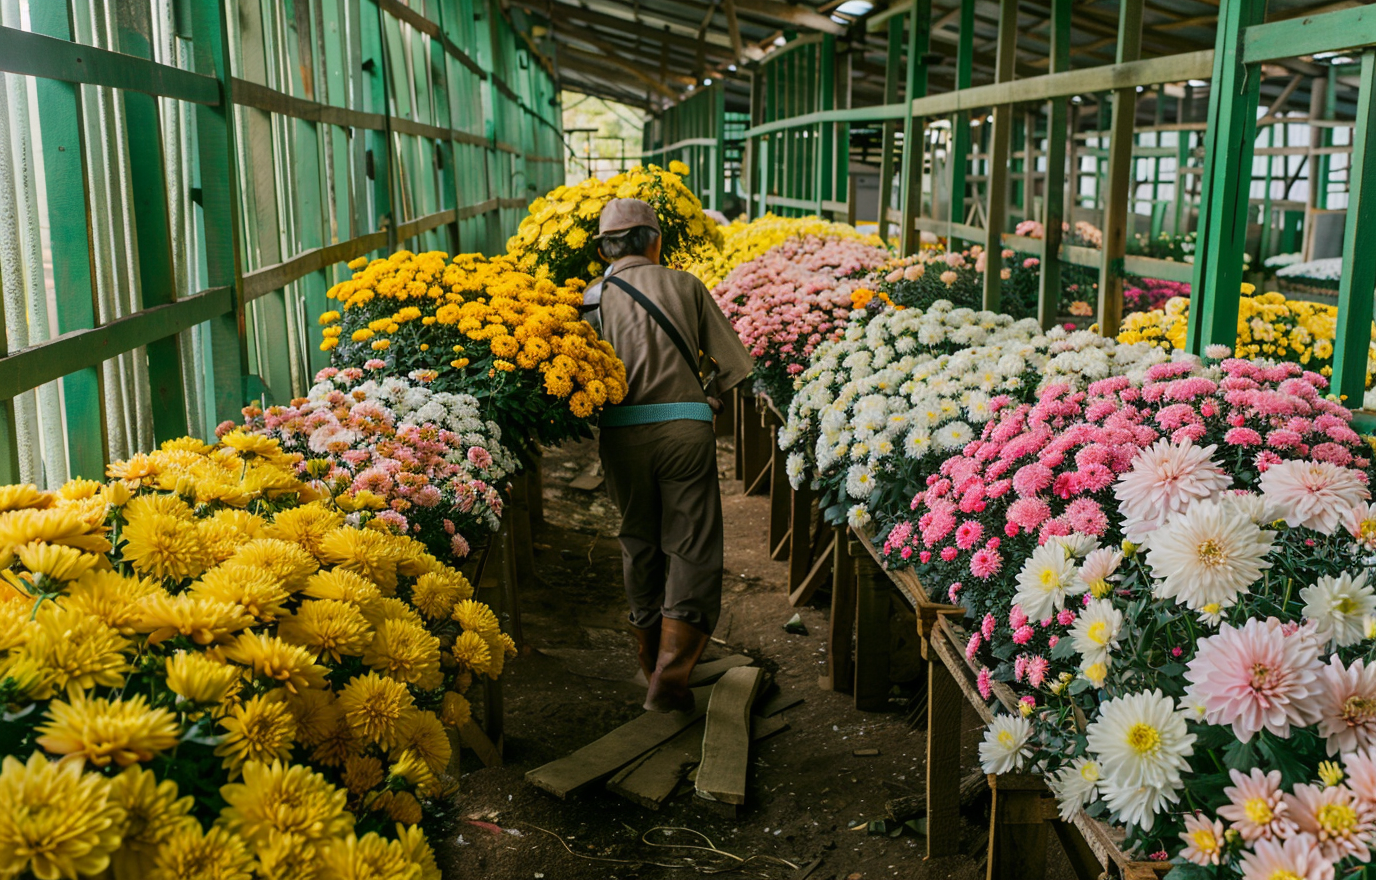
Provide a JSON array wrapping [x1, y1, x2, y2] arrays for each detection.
[[584, 255, 754, 407]]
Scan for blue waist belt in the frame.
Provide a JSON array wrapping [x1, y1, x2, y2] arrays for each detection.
[[600, 401, 714, 427]]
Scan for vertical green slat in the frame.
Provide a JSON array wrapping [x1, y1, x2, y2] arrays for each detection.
[[1038, 0, 1070, 329], [116, 0, 189, 441], [947, 0, 974, 249], [898, 0, 931, 255], [981, 0, 1018, 312], [876, 18, 902, 240], [361, 0, 395, 249], [713, 84, 726, 212], [1095, 0, 1143, 338], [31, 3, 106, 478], [815, 34, 835, 216], [1186, 0, 1265, 354], [1330, 51, 1376, 407]]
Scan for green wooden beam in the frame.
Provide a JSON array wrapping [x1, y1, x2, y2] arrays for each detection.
[[1096, 0, 1143, 338], [1186, 0, 1265, 354], [982, 0, 1019, 312], [1330, 50, 1376, 407], [1038, 0, 1070, 329], [947, 0, 974, 248], [1242, 4, 1376, 65], [0, 24, 220, 105], [876, 18, 903, 240], [899, 0, 931, 255]]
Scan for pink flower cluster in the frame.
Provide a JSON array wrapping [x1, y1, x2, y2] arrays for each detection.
[[1125, 278, 1192, 313], [882, 358, 1368, 618], [711, 235, 889, 400], [238, 370, 506, 560]]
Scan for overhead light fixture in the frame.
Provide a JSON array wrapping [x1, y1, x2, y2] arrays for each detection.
[[774, 35, 786, 46], [704, 77, 713, 85], [1187, 79, 1207, 87], [727, 64, 736, 72]]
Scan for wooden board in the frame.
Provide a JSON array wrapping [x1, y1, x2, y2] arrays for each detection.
[[756, 688, 804, 718], [695, 666, 765, 806], [632, 654, 755, 688], [525, 685, 713, 799]]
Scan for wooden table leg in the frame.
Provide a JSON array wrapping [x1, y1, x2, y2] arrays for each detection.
[[786, 481, 815, 587], [853, 546, 892, 712], [986, 775, 1051, 880], [925, 658, 962, 858], [822, 528, 856, 693], [733, 389, 745, 482], [768, 429, 791, 561]]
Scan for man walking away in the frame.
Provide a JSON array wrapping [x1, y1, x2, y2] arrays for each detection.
[[582, 198, 753, 713]]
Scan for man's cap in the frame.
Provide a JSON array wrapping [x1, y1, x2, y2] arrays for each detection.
[[596, 198, 661, 239]]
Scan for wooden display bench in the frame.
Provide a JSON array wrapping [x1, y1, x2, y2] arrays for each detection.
[[836, 528, 1172, 880]]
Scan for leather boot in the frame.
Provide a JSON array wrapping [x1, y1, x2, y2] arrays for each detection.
[[644, 618, 710, 714], [630, 623, 660, 684]]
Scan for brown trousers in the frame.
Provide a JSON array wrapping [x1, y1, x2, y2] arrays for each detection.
[[599, 419, 723, 634]]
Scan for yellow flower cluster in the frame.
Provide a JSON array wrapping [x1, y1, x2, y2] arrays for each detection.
[[323, 250, 627, 435], [0, 434, 512, 880], [506, 162, 724, 285], [686, 213, 886, 290], [1117, 287, 1376, 385]]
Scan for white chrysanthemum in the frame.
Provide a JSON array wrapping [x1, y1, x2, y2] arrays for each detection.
[[1070, 600, 1124, 668], [1013, 542, 1079, 621], [1113, 439, 1232, 542], [846, 504, 871, 530], [785, 453, 806, 489], [1259, 459, 1371, 535], [903, 427, 932, 458], [1085, 690, 1195, 831], [1049, 757, 1101, 821], [1301, 571, 1376, 648], [1052, 533, 1097, 559], [844, 465, 876, 500], [1145, 498, 1276, 611], [978, 714, 1033, 774], [933, 421, 974, 450]]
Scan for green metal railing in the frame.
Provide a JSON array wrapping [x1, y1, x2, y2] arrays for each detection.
[[641, 83, 729, 212], [0, 0, 564, 487], [727, 0, 1376, 413]]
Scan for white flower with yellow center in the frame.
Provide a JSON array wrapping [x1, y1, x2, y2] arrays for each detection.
[[1070, 600, 1124, 668], [1085, 689, 1196, 831], [978, 714, 1033, 775], [1013, 542, 1080, 622], [1050, 757, 1101, 821], [1145, 498, 1276, 612], [1301, 571, 1376, 648]]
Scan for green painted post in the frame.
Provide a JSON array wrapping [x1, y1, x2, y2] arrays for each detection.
[[1186, 0, 1265, 354], [982, 0, 1018, 312], [816, 34, 836, 216], [876, 18, 903, 240], [899, 0, 931, 256], [1096, 0, 1143, 338], [1330, 51, 1376, 408], [1038, 0, 1071, 329], [713, 84, 727, 212], [947, 0, 974, 249], [30, 3, 106, 478], [362, 0, 395, 249], [115, 0, 189, 442], [1259, 123, 1276, 265], [1173, 86, 1190, 237]]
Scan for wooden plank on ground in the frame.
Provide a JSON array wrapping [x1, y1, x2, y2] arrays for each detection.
[[633, 654, 755, 688], [756, 687, 804, 718], [696, 666, 765, 806], [525, 685, 713, 798], [607, 717, 706, 809]]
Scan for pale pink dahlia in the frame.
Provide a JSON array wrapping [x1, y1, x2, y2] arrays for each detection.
[[1286, 783, 1375, 863], [1345, 750, 1376, 807], [1259, 459, 1371, 535], [1113, 439, 1232, 542], [1218, 768, 1297, 842], [1342, 501, 1376, 551], [1179, 812, 1226, 866], [1238, 834, 1334, 880], [1184, 617, 1323, 742], [1316, 658, 1376, 756]]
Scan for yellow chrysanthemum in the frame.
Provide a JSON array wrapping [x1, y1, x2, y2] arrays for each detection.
[[107, 765, 196, 880], [227, 538, 319, 592], [61, 569, 159, 635], [219, 759, 354, 847], [150, 822, 255, 880], [254, 832, 321, 880], [120, 512, 209, 582], [37, 693, 180, 768], [338, 672, 415, 750], [0, 507, 111, 555], [450, 630, 492, 676], [0, 751, 124, 880], [123, 492, 193, 521], [0, 483, 53, 512], [214, 694, 297, 774], [385, 747, 438, 800], [319, 831, 423, 880], [278, 598, 374, 662], [222, 631, 329, 694], [319, 527, 401, 593], [264, 502, 344, 559], [452, 598, 500, 636], [408, 570, 472, 620], [136, 592, 254, 646], [392, 710, 451, 776], [303, 567, 384, 611], [219, 429, 286, 460], [190, 563, 291, 622], [284, 688, 343, 747], [384, 789, 424, 825], [439, 691, 472, 729], [395, 823, 441, 880], [362, 618, 442, 688], [310, 713, 361, 767], [16, 541, 101, 583], [24, 606, 130, 699], [164, 650, 241, 707], [0, 596, 35, 654], [344, 754, 385, 796], [196, 512, 262, 563]]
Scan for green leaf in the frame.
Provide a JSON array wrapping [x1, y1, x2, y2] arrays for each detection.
[[1162, 864, 1214, 880], [1223, 738, 1257, 772]]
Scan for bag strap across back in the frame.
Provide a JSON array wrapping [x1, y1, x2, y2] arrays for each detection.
[[603, 275, 700, 380]]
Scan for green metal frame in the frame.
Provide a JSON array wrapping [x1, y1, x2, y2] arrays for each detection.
[[0, 0, 564, 484], [641, 83, 729, 211]]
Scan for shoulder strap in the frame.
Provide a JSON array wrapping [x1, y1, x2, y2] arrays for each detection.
[[604, 275, 700, 379]]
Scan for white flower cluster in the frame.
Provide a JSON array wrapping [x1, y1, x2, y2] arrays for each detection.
[[779, 301, 1168, 528]]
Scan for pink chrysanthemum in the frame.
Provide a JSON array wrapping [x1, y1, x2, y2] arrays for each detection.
[[970, 548, 1002, 579], [1113, 438, 1231, 541], [1285, 783, 1375, 863], [1218, 768, 1297, 842], [1184, 617, 1323, 742], [1316, 657, 1376, 756], [976, 668, 992, 700], [1237, 833, 1335, 880], [1179, 812, 1226, 866], [1259, 459, 1371, 535]]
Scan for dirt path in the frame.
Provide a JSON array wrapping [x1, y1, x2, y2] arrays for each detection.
[[438, 436, 995, 880]]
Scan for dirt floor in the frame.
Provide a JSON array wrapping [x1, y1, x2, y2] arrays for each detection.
[[438, 435, 1078, 880]]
